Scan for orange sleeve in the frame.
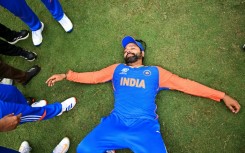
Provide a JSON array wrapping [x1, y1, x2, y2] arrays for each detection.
[[66, 64, 119, 84], [157, 66, 225, 102]]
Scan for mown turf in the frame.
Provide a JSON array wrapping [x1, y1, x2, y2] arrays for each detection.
[[0, 0, 244, 153]]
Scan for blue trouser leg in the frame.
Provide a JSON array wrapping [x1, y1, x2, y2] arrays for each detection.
[[0, 146, 19, 153], [41, 0, 64, 21], [0, 84, 27, 104], [0, 100, 62, 123], [0, 0, 41, 31], [76, 113, 167, 153], [0, 84, 62, 123]]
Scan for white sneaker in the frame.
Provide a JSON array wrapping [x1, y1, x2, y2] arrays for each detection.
[[106, 150, 116, 153], [57, 97, 76, 116], [53, 137, 70, 153], [19, 141, 32, 153], [31, 100, 47, 107], [0, 78, 13, 85], [32, 22, 44, 46], [58, 14, 73, 32]]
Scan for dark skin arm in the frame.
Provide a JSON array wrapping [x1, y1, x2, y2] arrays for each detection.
[[0, 113, 22, 132]]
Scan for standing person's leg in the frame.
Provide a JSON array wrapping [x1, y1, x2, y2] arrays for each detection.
[[41, 0, 73, 32], [0, 40, 37, 61], [0, 23, 29, 44], [0, 84, 27, 104], [0, 146, 19, 153], [0, 0, 41, 31], [0, 61, 28, 84], [41, 0, 64, 21], [0, 0, 44, 46], [0, 100, 62, 124], [0, 61, 40, 85]]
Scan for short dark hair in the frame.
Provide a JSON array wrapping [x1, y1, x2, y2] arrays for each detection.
[[136, 39, 146, 63], [135, 39, 147, 52]]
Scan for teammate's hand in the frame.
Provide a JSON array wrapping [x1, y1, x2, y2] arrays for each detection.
[[0, 113, 22, 132], [46, 74, 66, 87], [223, 95, 241, 114]]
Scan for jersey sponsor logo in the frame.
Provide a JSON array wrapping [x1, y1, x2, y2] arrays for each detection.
[[143, 70, 151, 76], [120, 68, 129, 75], [120, 77, 145, 88]]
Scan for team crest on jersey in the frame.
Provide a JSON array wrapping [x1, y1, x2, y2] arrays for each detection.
[[120, 68, 129, 75], [143, 70, 151, 76]]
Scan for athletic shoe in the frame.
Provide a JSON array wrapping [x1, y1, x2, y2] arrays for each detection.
[[19, 141, 32, 153], [58, 14, 73, 32], [8, 30, 29, 44], [32, 22, 44, 46], [106, 150, 116, 153], [53, 137, 70, 153], [22, 65, 41, 86], [0, 78, 13, 85], [20, 50, 37, 62], [57, 97, 76, 116], [26, 97, 36, 105], [243, 44, 245, 50], [31, 100, 47, 107]]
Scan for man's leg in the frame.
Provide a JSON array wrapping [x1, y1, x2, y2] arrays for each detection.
[[41, 0, 64, 21], [76, 114, 127, 153], [0, 146, 19, 153], [0, 61, 28, 84], [0, 0, 41, 31], [0, 84, 27, 104], [0, 23, 29, 44], [41, 0, 73, 32], [0, 100, 62, 123], [128, 119, 167, 153]]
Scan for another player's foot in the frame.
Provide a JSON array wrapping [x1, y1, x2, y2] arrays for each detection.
[[20, 49, 37, 62], [19, 141, 32, 153], [26, 97, 36, 105], [32, 22, 44, 46], [8, 30, 29, 44], [243, 44, 245, 50], [0, 78, 13, 85], [57, 97, 76, 116], [31, 100, 47, 107], [58, 14, 73, 33], [53, 137, 70, 153], [22, 65, 41, 86], [106, 150, 116, 153]]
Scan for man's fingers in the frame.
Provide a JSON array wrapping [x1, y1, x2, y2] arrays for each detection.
[[16, 113, 22, 118], [6, 113, 14, 117]]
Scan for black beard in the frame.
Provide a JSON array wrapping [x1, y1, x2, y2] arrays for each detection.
[[124, 53, 140, 64]]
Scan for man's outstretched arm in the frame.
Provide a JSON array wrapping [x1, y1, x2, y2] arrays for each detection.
[[46, 64, 119, 86], [157, 66, 241, 113]]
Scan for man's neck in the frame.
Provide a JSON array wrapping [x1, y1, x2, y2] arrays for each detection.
[[126, 60, 143, 68]]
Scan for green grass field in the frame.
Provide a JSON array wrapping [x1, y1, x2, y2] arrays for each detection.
[[0, 0, 245, 153]]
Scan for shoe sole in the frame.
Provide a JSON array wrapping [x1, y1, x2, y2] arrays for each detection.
[[8, 33, 29, 44]]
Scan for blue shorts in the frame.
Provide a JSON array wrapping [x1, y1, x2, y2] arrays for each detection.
[[77, 113, 167, 153]]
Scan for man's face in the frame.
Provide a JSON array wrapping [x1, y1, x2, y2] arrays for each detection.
[[124, 43, 144, 64]]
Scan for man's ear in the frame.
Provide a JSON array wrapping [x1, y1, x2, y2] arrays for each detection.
[[142, 51, 145, 57]]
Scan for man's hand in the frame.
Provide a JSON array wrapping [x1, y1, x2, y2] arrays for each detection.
[[46, 74, 66, 86], [223, 95, 241, 114], [0, 113, 22, 132]]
